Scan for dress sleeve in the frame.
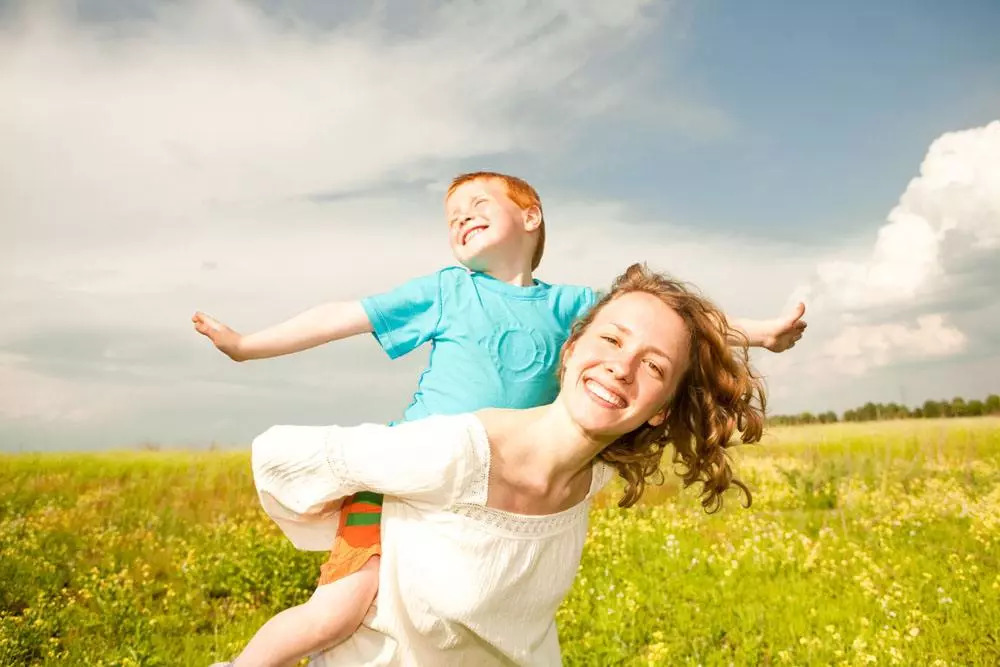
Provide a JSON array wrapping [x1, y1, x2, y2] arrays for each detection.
[[251, 414, 484, 550]]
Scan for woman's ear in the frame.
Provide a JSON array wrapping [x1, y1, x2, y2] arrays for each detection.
[[647, 407, 669, 428], [557, 338, 576, 381]]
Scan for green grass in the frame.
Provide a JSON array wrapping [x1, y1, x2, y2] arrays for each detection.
[[2, 418, 999, 666]]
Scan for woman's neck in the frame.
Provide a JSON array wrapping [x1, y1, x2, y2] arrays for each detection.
[[478, 404, 611, 514]]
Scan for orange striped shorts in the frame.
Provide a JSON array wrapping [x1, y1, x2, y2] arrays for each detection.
[[317, 491, 383, 586]]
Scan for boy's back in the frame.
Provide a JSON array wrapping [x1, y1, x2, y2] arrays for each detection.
[[363, 266, 595, 421]]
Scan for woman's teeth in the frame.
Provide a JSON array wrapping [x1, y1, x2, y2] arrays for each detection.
[[585, 379, 625, 408]]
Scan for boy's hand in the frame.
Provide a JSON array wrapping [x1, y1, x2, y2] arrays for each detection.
[[758, 302, 807, 352], [192, 311, 245, 361]]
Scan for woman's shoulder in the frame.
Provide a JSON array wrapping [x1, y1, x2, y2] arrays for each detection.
[[589, 460, 615, 496], [391, 413, 492, 502]]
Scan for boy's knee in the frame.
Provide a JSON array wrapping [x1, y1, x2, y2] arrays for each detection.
[[307, 564, 380, 642]]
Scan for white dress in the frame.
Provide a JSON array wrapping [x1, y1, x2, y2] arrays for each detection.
[[252, 413, 613, 667]]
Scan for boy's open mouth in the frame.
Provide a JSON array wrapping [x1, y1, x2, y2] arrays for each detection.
[[461, 225, 488, 245]]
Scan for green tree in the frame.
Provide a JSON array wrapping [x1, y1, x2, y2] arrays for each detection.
[[986, 394, 1000, 415], [951, 397, 967, 417], [859, 402, 878, 421]]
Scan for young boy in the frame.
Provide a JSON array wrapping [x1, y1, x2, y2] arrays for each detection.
[[194, 172, 806, 665]]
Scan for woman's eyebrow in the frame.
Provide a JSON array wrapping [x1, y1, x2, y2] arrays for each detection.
[[610, 321, 672, 361]]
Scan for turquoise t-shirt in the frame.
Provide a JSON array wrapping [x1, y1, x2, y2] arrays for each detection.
[[361, 267, 597, 422]]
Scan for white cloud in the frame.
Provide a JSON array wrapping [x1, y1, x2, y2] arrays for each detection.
[[798, 121, 1000, 313], [820, 315, 967, 376], [783, 121, 1000, 380], [2, 0, 666, 250]]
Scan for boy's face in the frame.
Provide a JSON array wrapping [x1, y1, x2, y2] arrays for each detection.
[[445, 178, 539, 272]]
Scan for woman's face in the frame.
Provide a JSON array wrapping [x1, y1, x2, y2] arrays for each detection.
[[560, 291, 691, 440]]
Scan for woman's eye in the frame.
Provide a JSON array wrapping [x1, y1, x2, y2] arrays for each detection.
[[646, 360, 663, 377], [601, 335, 619, 346]]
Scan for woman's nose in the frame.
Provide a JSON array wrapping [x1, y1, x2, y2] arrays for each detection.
[[604, 356, 634, 383]]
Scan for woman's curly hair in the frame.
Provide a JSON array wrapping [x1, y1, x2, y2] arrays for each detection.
[[561, 263, 766, 513]]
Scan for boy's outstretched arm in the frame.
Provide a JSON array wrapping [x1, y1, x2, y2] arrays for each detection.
[[192, 301, 373, 362], [729, 302, 807, 353]]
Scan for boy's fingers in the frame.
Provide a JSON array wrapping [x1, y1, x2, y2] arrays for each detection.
[[785, 302, 806, 325]]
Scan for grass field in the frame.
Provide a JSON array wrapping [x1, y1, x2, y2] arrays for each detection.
[[2, 418, 998, 666]]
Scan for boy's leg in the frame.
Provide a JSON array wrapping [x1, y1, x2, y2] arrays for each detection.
[[231, 492, 384, 666], [232, 558, 380, 667], [317, 491, 383, 585]]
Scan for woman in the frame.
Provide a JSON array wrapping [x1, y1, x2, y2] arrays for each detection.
[[251, 263, 766, 666]]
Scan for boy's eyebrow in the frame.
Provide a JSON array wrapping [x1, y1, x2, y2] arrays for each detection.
[[609, 322, 671, 360]]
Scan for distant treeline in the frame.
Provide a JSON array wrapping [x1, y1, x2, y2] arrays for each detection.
[[768, 394, 1000, 426]]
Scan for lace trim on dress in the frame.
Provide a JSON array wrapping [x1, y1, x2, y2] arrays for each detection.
[[450, 501, 591, 536], [324, 425, 351, 484], [464, 417, 491, 505]]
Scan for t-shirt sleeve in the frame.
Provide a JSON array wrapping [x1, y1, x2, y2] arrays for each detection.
[[555, 284, 599, 325], [360, 271, 443, 359], [580, 285, 599, 313], [251, 415, 483, 549]]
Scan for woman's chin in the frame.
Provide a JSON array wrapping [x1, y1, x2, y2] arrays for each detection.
[[569, 411, 630, 440]]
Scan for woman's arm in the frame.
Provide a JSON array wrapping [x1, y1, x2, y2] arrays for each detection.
[[251, 415, 482, 548]]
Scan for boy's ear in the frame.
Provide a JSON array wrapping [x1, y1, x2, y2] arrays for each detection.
[[523, 205, 542, 233]]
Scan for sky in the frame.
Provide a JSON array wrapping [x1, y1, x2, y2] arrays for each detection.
[[3, 0, 999, 451]]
